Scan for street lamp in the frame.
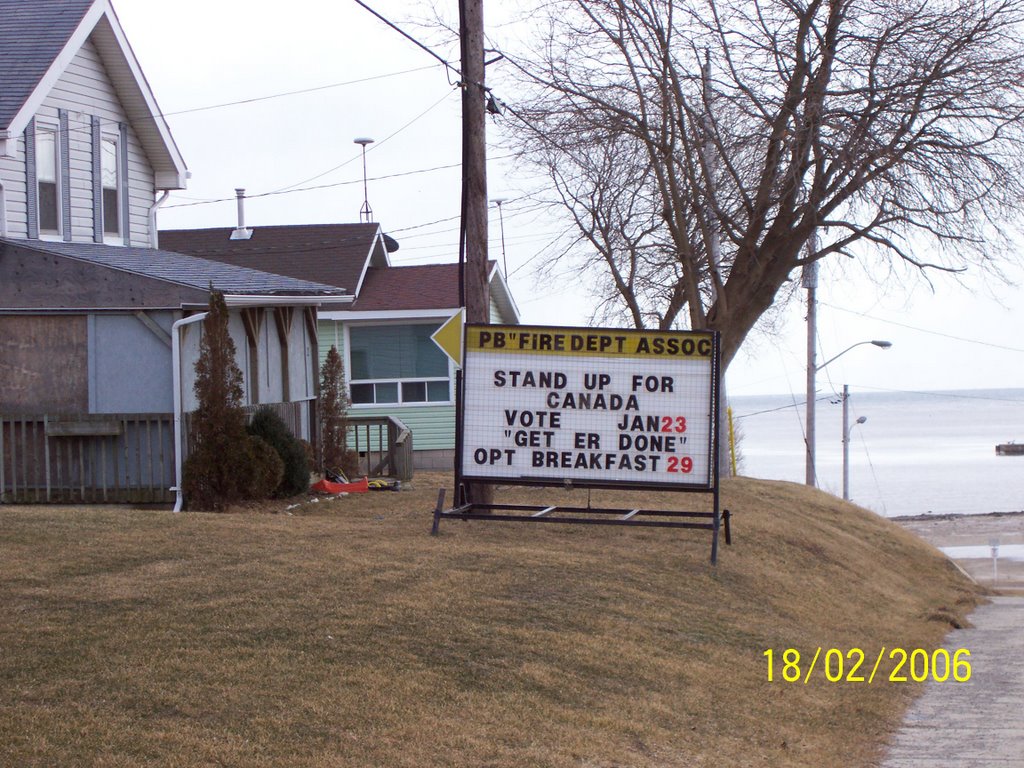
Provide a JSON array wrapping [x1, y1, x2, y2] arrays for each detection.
[[806, 339, 891, 486], [842, 383, 867, 501]]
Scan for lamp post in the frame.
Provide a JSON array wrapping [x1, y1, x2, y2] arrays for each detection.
[[806, 339, 891, 486], [842, 383, 867, 502]]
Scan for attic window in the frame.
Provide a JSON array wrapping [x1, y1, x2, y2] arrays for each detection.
[[101, 137, 121, 235], [35, 128, 60, 233]]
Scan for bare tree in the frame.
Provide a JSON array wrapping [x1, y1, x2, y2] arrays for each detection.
[[502, 0, 1024, 366]]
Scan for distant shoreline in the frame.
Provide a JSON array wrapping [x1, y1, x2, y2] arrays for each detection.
[[891, 509, 1024, 522]]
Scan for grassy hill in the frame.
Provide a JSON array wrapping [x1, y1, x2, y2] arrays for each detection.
[[0, 475, 979, 767]]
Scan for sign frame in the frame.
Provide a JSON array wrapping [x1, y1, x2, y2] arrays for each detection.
[[433, 323, 730, 563]]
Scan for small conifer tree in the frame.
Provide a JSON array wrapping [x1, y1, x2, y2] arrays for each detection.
[[319, 345, 359, 479], [182, 290, 273, 510]]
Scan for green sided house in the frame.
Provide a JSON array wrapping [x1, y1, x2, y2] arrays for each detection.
[[160, 223, 519, 469]]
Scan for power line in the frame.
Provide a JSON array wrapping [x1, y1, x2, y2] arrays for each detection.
[[264, 89, 458, 195], [821, 301, 1024, 353], [163, 158, 462, 210], [30, 64, 443, 145], [157, 65, 440, 119], [352, 0, 460, 79]]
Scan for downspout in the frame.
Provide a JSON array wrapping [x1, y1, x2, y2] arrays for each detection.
[[0, 179, 7, 238], [171, 311, 208, 512], [149, 190, 171, 249]]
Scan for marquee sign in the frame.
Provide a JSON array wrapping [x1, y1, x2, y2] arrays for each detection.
[[459, 324, 718, 491], [433, 323, 729, 563]]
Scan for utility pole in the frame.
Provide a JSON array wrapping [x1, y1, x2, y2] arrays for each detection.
[[459, 0, 489, 322], [803, 254, 818, 487], [459, 0, 492, 506]]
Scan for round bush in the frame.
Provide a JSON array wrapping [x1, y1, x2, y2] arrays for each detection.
[[246, 408, 310, 498], [245, 435, 285, 501]]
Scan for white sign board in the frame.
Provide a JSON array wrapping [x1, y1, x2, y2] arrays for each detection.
[[460, 325, 718, 490]]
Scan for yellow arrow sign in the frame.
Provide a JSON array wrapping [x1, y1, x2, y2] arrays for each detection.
[[430, 308, 465, 368]]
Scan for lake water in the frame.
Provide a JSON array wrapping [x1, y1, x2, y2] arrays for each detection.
[[730, 388, 1024, 517]]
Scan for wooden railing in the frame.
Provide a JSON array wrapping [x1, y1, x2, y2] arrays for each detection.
[[347, 416, 413, 482]]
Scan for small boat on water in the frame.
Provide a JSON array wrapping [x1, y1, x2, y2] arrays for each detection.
[[996, 442, 1024, 456]]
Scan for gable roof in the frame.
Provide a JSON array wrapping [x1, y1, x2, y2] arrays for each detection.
[[352, 263, 460, 311], [0, 0, 92, 128], [348, 261, 520, 323], [0, 0, 187, 188], [158, 223, 390, 297], [1, 238, 346, 299]]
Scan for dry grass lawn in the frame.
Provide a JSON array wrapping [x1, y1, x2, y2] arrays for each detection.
[[0, 474, 980, 767]]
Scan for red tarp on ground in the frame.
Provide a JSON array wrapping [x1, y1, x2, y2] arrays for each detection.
[[310, 477, 369, 494]]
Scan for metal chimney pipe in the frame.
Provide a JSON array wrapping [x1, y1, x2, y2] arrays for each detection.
[[230, 188, 253, 240]]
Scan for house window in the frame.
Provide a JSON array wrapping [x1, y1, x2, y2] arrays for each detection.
[[101, 137, 120, 235], [36, 127, 60, 233], [349, 323, 450, 405]]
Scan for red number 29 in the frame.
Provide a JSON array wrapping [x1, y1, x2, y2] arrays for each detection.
[[667, 456, 693, 473]]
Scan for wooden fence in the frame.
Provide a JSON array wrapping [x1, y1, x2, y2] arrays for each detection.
[[0, 413, 175, 504], [1, 406, 414, 504]]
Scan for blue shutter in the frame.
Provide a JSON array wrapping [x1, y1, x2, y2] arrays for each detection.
[[91, 116, 103, 242], [25, 119, 38, 239], [59, 110, 71, 241], [119, 122, 130, 245]]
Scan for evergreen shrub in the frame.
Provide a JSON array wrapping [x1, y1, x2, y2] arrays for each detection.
[[319, 345, 360, 479], [247, 408, 310, 497]]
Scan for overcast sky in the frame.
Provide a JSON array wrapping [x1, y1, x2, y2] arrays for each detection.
[[113, 0, 1024, 398]]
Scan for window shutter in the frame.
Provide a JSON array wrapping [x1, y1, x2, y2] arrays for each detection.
[[25, 119, 38, 239], [119, 122, 129, 245], [59, 110, 71, 241], [91, 116, 103, 242]]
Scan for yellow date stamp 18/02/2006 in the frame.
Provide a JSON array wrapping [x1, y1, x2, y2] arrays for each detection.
[[763, 647, 972, 684]]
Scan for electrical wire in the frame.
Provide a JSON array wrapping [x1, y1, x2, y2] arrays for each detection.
[[352, 0, 460, 80], [156, 66, 441, 120], [821, 301, 1024, 354]]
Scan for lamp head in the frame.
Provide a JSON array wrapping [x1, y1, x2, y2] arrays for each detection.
[[871, 340, 893, 349]]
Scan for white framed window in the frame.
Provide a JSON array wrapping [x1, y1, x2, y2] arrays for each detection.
[[101, 136, 121, 236], [348, 323, 451, 406], [35, 126, 60, 235]]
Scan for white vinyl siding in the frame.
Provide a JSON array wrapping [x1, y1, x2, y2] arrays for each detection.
[[0, 146, 28, 236], [34, 38, 155, 245]]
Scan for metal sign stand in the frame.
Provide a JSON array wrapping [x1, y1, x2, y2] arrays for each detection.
[[431, 329, 731, 564]]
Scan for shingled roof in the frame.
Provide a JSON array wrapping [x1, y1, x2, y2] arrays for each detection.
[[351, 264, 460, 311], [2, 238, 347, 297], [0, 0, 93, 130], [159, 223, 389, 297]]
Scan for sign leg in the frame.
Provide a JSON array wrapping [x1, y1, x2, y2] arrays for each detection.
[[431, 487, 447, 535]]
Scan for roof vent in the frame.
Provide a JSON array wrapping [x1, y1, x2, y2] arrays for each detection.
[[230, 188, 253, 240]]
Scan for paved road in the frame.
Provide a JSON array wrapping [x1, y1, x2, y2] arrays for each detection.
[[881, 515, 1024, 766], [879, 596, 1024, 766]]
